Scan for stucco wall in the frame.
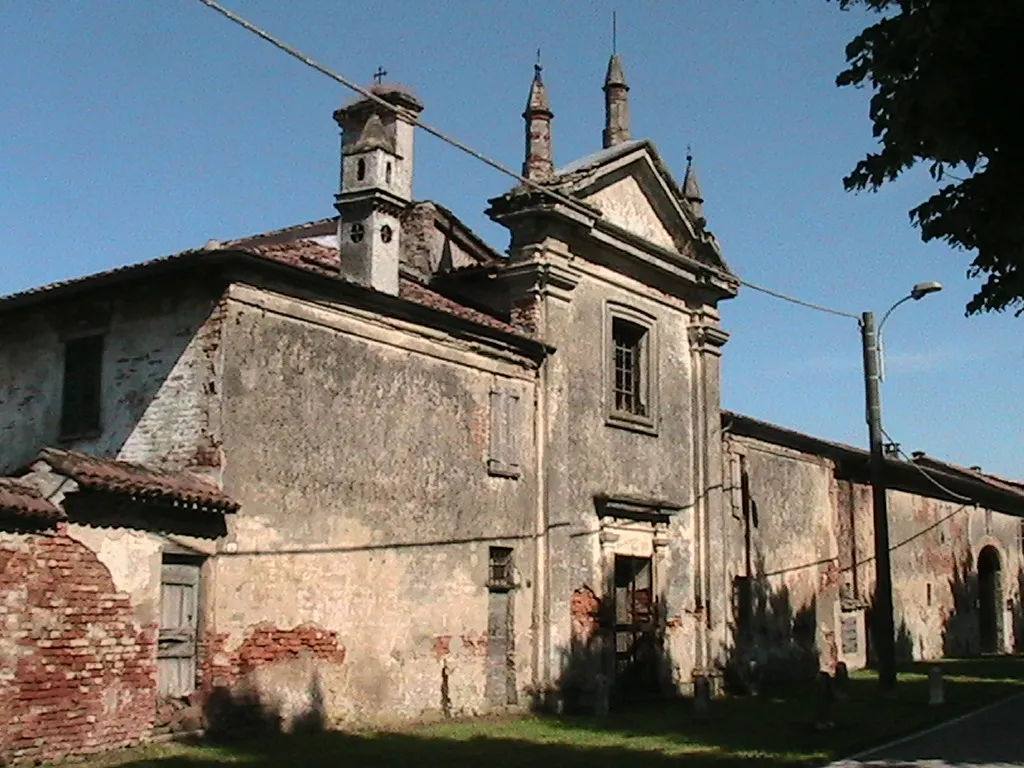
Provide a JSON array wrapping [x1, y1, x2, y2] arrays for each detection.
[[725, 431, 1024, 680], [0, 281, 224, 475], [212, 284, 539, 725], [531, 252, 699, 692], [723, 436, 838, 684], [881, 490, 1021, 660]]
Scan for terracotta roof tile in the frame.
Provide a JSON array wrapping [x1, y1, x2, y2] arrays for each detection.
[[397, 277, 521, 335], [914, 455, 1024, 501], [233, 239, 525, 337], [38, 448, 238, 513], [0, 477, 64, 523], [0, 216, 532, 342], [242, 241, 341, 277]]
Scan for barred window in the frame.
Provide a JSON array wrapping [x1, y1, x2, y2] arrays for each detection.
[[612, 318, 647, 417], [488, 547, 514, 590]]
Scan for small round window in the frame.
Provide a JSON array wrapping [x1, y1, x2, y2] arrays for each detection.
[[350, 223, 365, 243], [380, 224, 393, 243]]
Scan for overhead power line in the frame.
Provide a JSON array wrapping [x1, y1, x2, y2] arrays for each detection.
[[736, 278, 859, 319], [881, 427, 977, 504], [195, 0, 859, 322]]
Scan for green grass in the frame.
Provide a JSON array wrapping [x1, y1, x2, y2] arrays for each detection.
[[59, 657, 1024, 768]]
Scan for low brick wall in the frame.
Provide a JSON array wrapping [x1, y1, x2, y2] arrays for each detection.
[[0, 528, 157, 765]]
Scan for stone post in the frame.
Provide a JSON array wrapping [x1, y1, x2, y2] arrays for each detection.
[[813, 671, 835, 730], [834, 661, 850, 701], [693, 674, 711, 721], [928, 666, 944, 706], [593, 673, 610, 717]]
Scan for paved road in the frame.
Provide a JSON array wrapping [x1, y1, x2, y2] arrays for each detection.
[[832, 694, 1024, 768]]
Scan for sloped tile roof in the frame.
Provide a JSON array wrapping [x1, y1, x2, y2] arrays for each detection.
[[0, 477, 64, 523], [913, 455, 1024, 501], [397, 276, 520, 335], [227, 237, 522, 336], [0, 216, 528, 342], [37, 447, 238, 513]]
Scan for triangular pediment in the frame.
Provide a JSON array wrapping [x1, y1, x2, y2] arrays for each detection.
[[585, 173, 678, 252], [553, 139, 729, 273]]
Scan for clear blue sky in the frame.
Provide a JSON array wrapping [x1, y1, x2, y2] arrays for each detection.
[[2, 2, 1020, 477]]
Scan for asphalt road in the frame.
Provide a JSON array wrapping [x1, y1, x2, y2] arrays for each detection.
[[831, 693, 1024, 768]]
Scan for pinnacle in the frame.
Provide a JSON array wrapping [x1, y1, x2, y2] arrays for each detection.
[[604, 53, 628, 89], [525, 62, 552, 115]]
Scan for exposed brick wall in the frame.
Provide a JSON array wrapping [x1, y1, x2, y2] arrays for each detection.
[[200, 623, 346, 691], [0, 283, 222, 477], [0, 530, 157, 765]]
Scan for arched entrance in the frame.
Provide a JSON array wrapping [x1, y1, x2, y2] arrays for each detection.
[[978, 546, 1003, 654]]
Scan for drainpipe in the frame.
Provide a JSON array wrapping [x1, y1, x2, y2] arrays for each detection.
[[532, 354, 550, 694], [691, 341, 707, 671]]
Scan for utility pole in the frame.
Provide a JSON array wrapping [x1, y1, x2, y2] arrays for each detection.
[[861, 310, 896, 692]]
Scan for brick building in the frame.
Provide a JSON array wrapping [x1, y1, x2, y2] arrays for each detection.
[[1, 59, 1022, 764]]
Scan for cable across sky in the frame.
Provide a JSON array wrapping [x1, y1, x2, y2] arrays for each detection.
[[196, 0, 862, 323]]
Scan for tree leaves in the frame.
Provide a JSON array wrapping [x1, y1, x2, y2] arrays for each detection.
[[835, 0, 1024, 315]]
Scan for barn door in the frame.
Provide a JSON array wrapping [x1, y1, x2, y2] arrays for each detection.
[[158, 560, 201, 697]]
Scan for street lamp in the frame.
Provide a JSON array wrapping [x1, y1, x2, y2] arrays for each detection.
[[861, 281, 942, 693]]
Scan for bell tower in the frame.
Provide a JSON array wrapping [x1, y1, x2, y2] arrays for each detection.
[[333, 80, 424, 295]]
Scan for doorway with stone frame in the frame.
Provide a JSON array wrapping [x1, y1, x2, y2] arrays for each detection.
[[978, 545, 1003, 654], [595, 494, 679, 703]]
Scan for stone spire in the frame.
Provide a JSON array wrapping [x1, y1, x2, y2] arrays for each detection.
[[682, 150, 704, 221], [522, 60, 554, 182], [602, 53, 631, 148]]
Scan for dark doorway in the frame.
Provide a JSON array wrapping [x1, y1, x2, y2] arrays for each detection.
[[613, 555, 657, 698], [978, 545, 1003, 654]]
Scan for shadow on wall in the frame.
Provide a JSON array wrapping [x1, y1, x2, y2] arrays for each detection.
[[203, 673, 327, 740], [549, 585, 676, 714], [1014, 569, 1024, 652], [935, 546, 1024, 658], [941, 549, 980, 657], [0, 286, 223, 475], [724, 561, 819, 696]]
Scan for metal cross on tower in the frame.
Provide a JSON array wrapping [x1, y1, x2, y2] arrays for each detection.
[[373, 66, 388, 85]]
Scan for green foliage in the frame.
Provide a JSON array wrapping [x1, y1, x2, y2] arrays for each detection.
[[835, 0, 1024, 315]]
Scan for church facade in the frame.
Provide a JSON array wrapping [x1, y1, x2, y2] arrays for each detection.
[[2, 57, 1023, 765]]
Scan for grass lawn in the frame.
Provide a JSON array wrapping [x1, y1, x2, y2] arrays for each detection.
[[59, 656, 1024, 768]]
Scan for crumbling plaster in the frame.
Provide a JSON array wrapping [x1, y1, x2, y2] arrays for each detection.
[[0, 281, 225, 477], [503, 238, 706, 691], [211, 285, 539, 722], [724, 431, 1024, 673]]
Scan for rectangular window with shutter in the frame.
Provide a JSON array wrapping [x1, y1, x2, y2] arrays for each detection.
[[60, 334, 104, 439], [488, 389, 521, 478]]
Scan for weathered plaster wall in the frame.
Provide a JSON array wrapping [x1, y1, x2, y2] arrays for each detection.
[[586, 175, 676, 252], [724, 431, 1024, 677], [723, 436, 838, 683], [0, 280, 224, 476], [213, 284, 539, 725], [0, 527, 158, 766], [528, 251, 699, 692], [872, 490, 1022, 660]]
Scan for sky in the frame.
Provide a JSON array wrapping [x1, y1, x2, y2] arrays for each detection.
[[1, 1, 1020, 477]]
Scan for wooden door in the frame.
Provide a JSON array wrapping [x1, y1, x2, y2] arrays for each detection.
[[158, 561, 200, 697]]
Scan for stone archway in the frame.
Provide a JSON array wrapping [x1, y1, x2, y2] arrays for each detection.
[[978, 545, 1003, 654]]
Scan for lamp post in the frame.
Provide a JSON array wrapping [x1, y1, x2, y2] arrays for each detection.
[[862, 281, 942, 693]]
